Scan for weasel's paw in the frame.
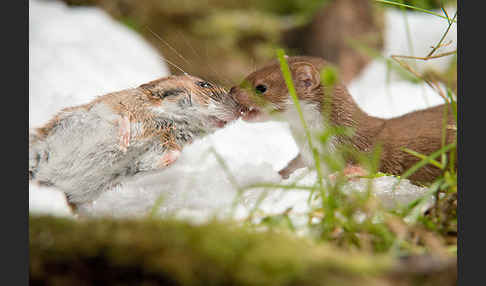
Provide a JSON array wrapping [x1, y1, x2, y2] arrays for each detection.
[[118, 115, 131, 153], [278, 168, 291, 179], [343, 165, 368, 180], [329, 165, 368, 183], [159, 149, 181, 167]]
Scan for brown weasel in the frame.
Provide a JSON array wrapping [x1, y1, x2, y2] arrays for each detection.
[[29, 75, 242, 206], [229, 56, 456, 183]]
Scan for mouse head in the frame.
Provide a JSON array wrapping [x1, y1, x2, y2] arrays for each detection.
[[229, 56, 328, 122], [139, 75, 241, 130]]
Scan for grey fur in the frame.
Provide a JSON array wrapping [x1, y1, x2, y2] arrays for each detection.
[[29, 77, 241, 204]]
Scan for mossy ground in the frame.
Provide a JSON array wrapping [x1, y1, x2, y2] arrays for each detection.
[[30, 215, 456, 286]]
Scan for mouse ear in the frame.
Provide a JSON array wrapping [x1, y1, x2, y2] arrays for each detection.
[[140, 82, 158, 97], [140, 82, 155, 91], [293, 63, 320, 91]]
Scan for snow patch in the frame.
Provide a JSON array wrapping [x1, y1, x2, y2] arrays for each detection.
[[29, 0, 169, 128], [348, 6, 456, 118], [29, 184, 74, 218]]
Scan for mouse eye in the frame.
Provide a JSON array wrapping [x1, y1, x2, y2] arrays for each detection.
[[255, 84, 267, 94], [196, 81, 213, 88], [160, 88, 183, 98]]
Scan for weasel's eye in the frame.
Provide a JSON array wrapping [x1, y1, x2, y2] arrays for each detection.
[[197, 81, 213, 88], [255, 84, 267, 94]]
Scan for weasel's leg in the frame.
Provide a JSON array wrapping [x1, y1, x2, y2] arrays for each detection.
[[342, 164, 368, 178], [159, 149, 181, 167], [279, 154, 306, 179], [118, 115, 131, 153], [328, 164, 368, 182]]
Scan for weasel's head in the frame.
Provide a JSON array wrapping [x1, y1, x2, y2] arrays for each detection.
[[139, 75, 242, 131], [229, 56, 328, 122]]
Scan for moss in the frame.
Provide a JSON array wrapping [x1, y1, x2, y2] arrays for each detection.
[[30, 215, 457, 285], [30, 215, 394, 285]]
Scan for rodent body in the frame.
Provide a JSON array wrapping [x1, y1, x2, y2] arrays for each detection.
[[229, 56, 456, 183], [30, 75, 241, 205]]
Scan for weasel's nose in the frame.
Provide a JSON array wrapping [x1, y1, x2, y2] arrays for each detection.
[[229, 87, 251, 106]]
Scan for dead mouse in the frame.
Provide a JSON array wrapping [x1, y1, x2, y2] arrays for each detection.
[[29, 74, 242, 207]]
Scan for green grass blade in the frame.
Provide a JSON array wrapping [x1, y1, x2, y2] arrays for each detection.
[[400, 142, 456, 181], [374, 0, 456, 22], [276, 49, 325, 189], [402, 148, 444, 169]]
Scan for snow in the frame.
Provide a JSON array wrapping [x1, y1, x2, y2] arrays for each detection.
[[348, 6, 457, 118], [29, 0, 170, 128], [29, 183, 73, 217], [29, 0, 455, 224]]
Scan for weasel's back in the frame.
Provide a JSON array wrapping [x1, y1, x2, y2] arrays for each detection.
[[377, 104, 456, 182]]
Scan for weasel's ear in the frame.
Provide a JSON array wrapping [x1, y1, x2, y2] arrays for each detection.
[[293, 63, 320, 91]]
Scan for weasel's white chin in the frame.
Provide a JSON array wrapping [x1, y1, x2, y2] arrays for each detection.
[[247, 115, 269, 123], [241, 109, 270, 122]]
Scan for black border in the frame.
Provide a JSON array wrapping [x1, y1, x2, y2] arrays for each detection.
[[4, 0, 29, 285], [457, 0, 485, 285]]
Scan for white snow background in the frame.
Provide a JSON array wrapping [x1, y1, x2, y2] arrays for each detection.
[[29, 0, 456, 223]]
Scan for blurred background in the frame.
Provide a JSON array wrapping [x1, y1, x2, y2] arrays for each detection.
[[48, 0, 456, 85], [53, 0, 386, 85]]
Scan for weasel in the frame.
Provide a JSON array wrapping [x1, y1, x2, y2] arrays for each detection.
[[29, 75, 242, 206], [229, 56, 456, 183]]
